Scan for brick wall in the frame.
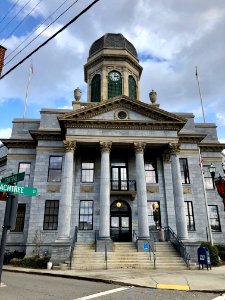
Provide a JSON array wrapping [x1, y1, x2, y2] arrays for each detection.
[[0, 45, 7, 77]]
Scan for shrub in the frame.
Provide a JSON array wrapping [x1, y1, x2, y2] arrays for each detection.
[[4, 250, 26, 265], [218, 251, 225, 261], [10, 256, 50, 269], [200, 242, 219, 266]]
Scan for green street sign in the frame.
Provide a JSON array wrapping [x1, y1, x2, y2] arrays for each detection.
[[0, 183, 37, 196], [1, 172, 25, 184]]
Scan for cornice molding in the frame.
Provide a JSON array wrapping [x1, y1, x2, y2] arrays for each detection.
[[178, 133, 206, 144], [1, 139, 37, 149], [30, 130, 63, 141], [199, 143, 225, 152]]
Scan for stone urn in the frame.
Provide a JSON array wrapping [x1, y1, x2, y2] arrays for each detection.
[[149, 89, 157, 104], [74, 87, 82, 101]]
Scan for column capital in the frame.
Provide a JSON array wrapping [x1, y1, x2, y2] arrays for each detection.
[[134, 142, 146, 154], [168, 143, 180, 155], [100, 141, 112, 152], [63, 140, 76, 152]]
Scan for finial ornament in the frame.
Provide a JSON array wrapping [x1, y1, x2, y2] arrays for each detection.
[[149, 89, 157, 104], [134, 142, 146, 153], [100, 141, 112, 152], [63, 140, 76, 152], [74, 87, 82, 102]]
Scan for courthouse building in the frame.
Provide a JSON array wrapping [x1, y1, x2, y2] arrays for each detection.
[[0, 33, 225, 264]]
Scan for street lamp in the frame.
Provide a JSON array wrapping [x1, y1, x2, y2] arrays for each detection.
[[222, 162, 225, 174], [209, 163, 225, 211]]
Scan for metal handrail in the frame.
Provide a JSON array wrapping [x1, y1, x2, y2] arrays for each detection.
[[110, 180, 136, 191], [95, 230, 99, 252], [104, 240, 108, 270], [146, 239, 156, 269], [69, 226, 78, 270], [163, 226, 191, 269], [95, 231, 108, 270]]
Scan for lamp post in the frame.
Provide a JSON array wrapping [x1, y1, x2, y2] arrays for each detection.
[[209, 163, 225, 211]]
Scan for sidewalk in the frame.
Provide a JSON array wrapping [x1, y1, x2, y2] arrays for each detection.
[[3, 265, 225, 292]]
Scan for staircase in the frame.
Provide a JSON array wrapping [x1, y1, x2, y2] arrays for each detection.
[[71, 241, 187, 270], [154, 242, 187, 269]]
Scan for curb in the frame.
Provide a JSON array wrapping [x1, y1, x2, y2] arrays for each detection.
[[3, 267, 225, 293]]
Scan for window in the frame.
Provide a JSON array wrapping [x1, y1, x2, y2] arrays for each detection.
[[43, 200, 59, 230], [145, 162, 158, 183], [208, 205, 221, 232], [203, 165, 214, 189], [48, 156, 62, 182], [79, 200, 93, 230], [11, 204, 26, 232], [185, 201, 195, 231], [128, 75, 137, 99], [91, 74, 101, 102], [81, 161, 94, 182], [179, 158, 190, 184], [108, 70, 122, 99], [147, 201, 161, 229], [18, 162, 31, 186]]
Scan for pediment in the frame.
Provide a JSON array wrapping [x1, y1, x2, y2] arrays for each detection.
[[58, 96, 186, 131]]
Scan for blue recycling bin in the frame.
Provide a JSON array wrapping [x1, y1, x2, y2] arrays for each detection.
[[197, 246, 211, 270]]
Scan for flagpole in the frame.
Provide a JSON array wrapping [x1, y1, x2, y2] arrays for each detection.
[[198, 148, 213, 245], [195, 66, 206, 123], [23, 64, 33, 119]]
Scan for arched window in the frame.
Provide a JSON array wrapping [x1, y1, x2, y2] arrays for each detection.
[[108, 70, 122, 99], [128, 75, 137, 100], [91, 74, 101, 102]]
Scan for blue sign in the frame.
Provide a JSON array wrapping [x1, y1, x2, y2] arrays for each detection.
[[143, 242, 149, 251]]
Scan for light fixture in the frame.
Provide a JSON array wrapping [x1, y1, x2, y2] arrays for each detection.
[[116, 202, 122, 208], [209, 163, 216, 188]]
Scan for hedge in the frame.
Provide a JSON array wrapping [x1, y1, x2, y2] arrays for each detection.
[[10, 256, 50, 269]]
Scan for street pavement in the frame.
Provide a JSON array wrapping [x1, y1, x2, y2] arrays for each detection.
[[2, 264, 225, 292]]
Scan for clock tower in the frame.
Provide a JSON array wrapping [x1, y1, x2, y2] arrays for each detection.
[[84, 33, 143, 102]]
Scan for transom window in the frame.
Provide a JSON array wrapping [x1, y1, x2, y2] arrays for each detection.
[[208, 205, 221, 232], [18, 162, 31, 186], [43, 200, 59, 230], [179, 158, 190, 184], [185, 201, 195, 231], [11, 204, 26, 232], [81, 161, 94, 182], [79, 200, 93, 230], [48, 156, 62, 182], [128, 75, 137, 100], [145, 162, 158, 183], [108, 70, 122, 99], [91, 74, 101, 102]]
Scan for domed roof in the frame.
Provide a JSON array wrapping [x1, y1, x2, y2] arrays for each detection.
[[89, 33, 138, 59]]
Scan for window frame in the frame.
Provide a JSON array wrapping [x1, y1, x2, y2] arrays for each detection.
[[18, 162, 31, 186], [145, 162, 158, 184], [47, 156, 63, 182], [43, 200, 59, 231], [179, 158, 190, 184], [108, 70, 122, 99], [91, 74, 101, 102], [185, 201, 195, 231], [208, 205, 221, 232], [79, 200, 93, 230], [11, 203, 26, 233], [203, 165, 214, 190], [81, 160, 94, 183], [128, 75, 137, 100]]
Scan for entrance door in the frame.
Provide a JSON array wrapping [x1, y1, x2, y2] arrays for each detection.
[[110, 201, 131, 242]]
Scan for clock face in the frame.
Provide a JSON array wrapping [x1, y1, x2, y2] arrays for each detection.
[[109, 71, 120, 81]]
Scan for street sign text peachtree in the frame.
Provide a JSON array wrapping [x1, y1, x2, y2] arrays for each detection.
[[0, 183, 37, 196]]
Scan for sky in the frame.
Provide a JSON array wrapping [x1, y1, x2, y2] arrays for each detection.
[[0, 0, 225, 147]]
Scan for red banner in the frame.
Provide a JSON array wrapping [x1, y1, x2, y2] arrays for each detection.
[[215, 177, 225, 211], [0, 192, 7, 201]]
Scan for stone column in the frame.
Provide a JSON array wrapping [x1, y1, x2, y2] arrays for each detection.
[[58, 141, 76, 239], [134, 142, 150, 242], [169, 143, 188, 240], [96, 142, 112, 251]]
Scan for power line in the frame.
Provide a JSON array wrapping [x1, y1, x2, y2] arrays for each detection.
[[1, 0, 100, 79], [0, 0, 21, 25], [5, 0, 71, 61], [4, 0, 79, 66], [0, 0, 33, 36], [1, 0, 43, 47]]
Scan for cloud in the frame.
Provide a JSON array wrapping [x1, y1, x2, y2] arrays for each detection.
[[0, 128, 12, 139]]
